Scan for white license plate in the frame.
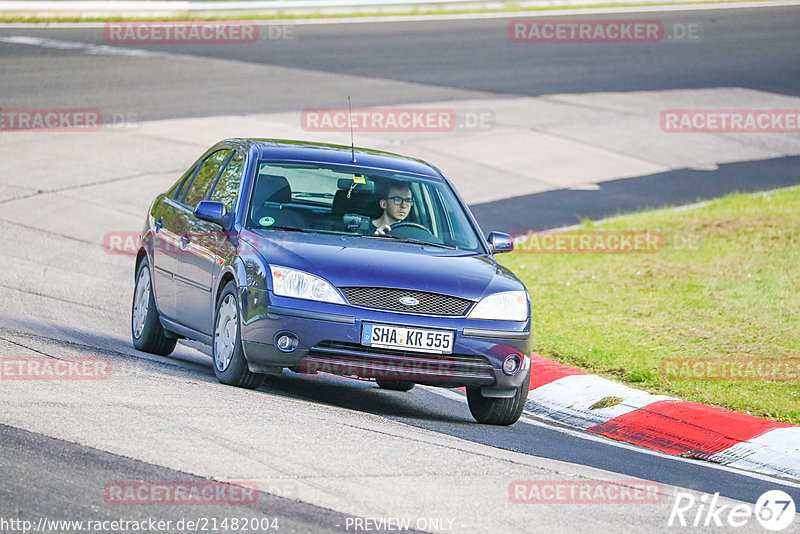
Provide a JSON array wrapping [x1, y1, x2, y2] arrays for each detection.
[[361, 323, 454, 354]]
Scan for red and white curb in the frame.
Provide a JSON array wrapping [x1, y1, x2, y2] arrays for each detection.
[[524, 355, 800, 483]]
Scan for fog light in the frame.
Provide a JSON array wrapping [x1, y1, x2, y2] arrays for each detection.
[[275, 332, 298, 353], [503, 355, 521, 376]]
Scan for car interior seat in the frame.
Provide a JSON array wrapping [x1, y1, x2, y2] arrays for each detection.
[[252, 174, 306, 228], [331, 188, 382, 218]]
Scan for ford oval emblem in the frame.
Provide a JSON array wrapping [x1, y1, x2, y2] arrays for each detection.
[[399, 296, 419, 307]]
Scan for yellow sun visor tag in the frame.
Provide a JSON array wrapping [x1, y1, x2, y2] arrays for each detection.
[[353, 175, 366, 185]]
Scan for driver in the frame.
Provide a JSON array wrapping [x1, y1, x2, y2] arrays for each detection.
[[369, 181, 413, 236]]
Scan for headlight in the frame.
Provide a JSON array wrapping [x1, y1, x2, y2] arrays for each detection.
[[269, 265, 346, 305], [468, 291, 529, 321]]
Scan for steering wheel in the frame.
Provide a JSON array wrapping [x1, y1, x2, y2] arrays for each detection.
[[391, 222, 431, 233], [389, 222, 444, 245]]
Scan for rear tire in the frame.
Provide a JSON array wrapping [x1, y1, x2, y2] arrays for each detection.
[[376, 380, 414, 392], [212, 281, 264, 390], [131, 259, 177, 357], [466, 369, 530, 426]]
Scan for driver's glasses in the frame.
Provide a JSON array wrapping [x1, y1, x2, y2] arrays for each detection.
[[387, 196, 414, 207]]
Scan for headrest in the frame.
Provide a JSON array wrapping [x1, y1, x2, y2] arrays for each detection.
[[253, 174, 292, 206]]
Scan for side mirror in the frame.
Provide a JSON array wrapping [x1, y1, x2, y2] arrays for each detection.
[[194, 200, 227, 227], [487, 231, 513, 254]]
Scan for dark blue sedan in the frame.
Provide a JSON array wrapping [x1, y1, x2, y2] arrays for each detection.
[[132, 138, 531, 425]]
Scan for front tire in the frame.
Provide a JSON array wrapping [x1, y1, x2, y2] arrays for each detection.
[[376, 380, 414, 392], [131, 259, 177, 356], [466, 369, 530, 426], [212, 281, 264, 390]]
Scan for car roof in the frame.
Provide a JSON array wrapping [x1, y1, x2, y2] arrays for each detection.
[[228, 138, 444, 179]]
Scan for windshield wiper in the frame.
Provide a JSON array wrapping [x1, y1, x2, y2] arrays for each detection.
[[254, 226, 360, 236], [362, 234, 456, 250]]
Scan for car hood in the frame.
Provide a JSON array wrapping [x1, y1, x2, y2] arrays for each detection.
[[241, 230, 523, 301]]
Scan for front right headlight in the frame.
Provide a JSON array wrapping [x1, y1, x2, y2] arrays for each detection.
[[269, 265, 346, 305], [467, 291, 529, 321]]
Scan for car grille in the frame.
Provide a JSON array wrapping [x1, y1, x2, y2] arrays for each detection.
[[339, 287, 473, 316], [300, 341, 496, 385]]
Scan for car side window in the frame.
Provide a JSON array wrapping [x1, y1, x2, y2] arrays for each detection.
[[168, 164, 196, 200], [209, 151, 244, 211], [182, 149, 232, 207], [435, 188, 479, 250]]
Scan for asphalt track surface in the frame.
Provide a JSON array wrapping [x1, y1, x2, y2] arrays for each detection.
[[0, 424, 356, 533], [2, 6, 799, 230], [1, 5, 800, 532], [3, 7, 800, 116]]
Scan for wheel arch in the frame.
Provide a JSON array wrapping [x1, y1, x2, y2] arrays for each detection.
[[216, 270, 237, 304], [135, 247, 148, 279]]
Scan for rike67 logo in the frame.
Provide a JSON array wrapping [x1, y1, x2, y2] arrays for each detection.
[[669, 490, 796, 531]]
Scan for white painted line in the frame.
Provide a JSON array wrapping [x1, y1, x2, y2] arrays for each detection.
[[672, 200, 713, 212], [417, 386, 800, 489], [517, 415, 800, 488], [0, 35, 161, 56], [422, 385, 800, 489]]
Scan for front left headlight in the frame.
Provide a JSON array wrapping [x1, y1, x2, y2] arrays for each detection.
[[269, 265, 346, 305], [467, 290, 529, 321]]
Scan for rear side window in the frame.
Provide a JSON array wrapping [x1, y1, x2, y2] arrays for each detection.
[[209, 151, 244, 211], [183, 149, 232, 207], [169, 164, 197, 200]]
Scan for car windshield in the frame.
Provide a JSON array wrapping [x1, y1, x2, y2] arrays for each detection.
[[246, 161, 484, 253]]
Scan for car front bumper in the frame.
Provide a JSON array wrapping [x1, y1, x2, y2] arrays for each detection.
[[239, 288, 532, 394]]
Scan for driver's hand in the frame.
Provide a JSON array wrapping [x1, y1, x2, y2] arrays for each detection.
[[374, 224, 392, 236]]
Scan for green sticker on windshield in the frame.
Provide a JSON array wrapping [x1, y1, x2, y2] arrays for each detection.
[[259, 216, 275, 227]]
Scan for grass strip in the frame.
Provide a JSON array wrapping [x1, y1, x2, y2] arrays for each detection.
[[500, 186, 800, 425]]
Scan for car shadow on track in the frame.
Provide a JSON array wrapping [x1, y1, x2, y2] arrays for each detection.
[[260, 372, 474, 424], [471, 156, 800, 234], [1, 318, 475, 425]]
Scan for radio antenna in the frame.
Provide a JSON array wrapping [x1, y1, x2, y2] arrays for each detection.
[[348, 96, 356, 163]]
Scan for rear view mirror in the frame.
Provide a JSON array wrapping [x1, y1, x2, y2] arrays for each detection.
[[337, 177, 375, 193]]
